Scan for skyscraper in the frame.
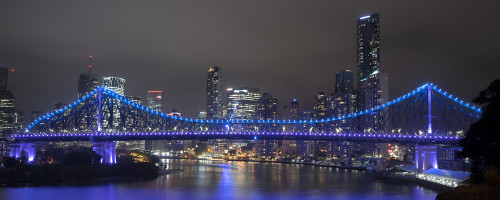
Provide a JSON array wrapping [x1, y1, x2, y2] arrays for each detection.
[[290, 99, 300, 120], [0, 66, 9, 89], [207, 66, 222, 120], [254, 93, 279, 159], [0, 89, 16, 137], [335, 70, 354, 94], [359, 71, 388, 132], [256, 93, 279, 121], [313, 92, 327, 119], [102, 77, 125, 95], [77, 57, 98, 98], [356, 14, 380, 111], [226, 87, 260, 120], [147, 91, 163, 112]]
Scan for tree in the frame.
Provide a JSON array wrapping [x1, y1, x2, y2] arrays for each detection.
[[458, 78, 500, 183], [2, 156, 17, 168]]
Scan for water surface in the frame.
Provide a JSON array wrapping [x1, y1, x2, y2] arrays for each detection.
[[0, 159, 444, 200]]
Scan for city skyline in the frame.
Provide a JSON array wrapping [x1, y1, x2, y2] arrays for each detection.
[[1, 1, 499, 122]]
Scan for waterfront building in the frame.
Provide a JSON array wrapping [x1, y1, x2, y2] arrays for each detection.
[[207, 66, 223, 120], [254, 93, 279, 159], [437, 146, 471, 172], [359, 71, 388, 132], [356, 13, 381, 111], [102, 76, 125, 95], [226, 87, 260, 120]]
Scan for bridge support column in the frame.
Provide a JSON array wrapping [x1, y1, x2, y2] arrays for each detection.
[[92, 141, 116, 164], [415, 145, 437, 172], [9, 143, 36, 162]]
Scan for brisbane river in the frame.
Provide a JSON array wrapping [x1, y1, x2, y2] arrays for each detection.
[[0, 159, 446, 200]]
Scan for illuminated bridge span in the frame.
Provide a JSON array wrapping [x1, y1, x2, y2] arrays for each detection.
[[12, 83, 480, 143]]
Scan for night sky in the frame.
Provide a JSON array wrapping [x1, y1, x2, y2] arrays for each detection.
[[1, 1, 499, 123]]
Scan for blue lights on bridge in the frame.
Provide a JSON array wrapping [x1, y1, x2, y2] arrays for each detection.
[[18, 83, 481, 141], [26, 83, 481, 130]]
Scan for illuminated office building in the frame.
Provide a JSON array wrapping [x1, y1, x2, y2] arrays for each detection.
[[226, 87, 260, 120], [102, 77, 125, 95], [356, 14, 380, 111]]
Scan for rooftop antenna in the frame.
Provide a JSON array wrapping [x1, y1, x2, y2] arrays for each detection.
[[88, 56, 93, 74]]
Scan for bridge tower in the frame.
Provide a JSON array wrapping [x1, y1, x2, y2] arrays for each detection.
[[10, 143, 36, 162], [92, 141, 116, 164]]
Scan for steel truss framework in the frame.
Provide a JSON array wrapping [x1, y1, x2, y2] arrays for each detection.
[[14, 83, 480, 143]]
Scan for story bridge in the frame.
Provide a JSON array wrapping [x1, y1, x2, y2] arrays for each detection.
[[8, 83, 481, 169]]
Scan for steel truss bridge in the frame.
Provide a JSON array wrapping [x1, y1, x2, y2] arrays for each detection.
[[10, 83, 480, 144]]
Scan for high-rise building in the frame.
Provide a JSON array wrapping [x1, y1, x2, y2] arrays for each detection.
[[0, 89, 16, 137], [290, 99, 300, 120], [226, 87, 260, 120], [356, 14, 380, 111], [359, 71, 388, 132], [0, 66, 9, 89], [197, 111, 207, 119], [254, 93, 280, 159], [147, 91, 163, 112], [102, 77, 125, 95], [335, 70, 354, 94], [313, 92, 327, 119], [327, 93, 356, 132], [77, 57, 98, 98], [207, 67, 222, 120], [256, 93, 279, 121]]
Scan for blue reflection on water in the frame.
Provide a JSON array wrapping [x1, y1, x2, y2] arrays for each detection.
[[0, 159, 446, 200]]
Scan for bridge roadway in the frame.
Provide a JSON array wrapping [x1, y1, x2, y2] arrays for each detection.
[[9, 132, 460, 144]]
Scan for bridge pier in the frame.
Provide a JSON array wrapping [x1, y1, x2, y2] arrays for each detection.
[[415, 145, 437, 172], [92, 141, 116, 164], [10, 143, 36, 162]]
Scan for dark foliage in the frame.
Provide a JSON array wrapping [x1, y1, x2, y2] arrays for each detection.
[[2, 156, 17, 168], [63, 148, 101, 165], [458, 78, 500, 183]]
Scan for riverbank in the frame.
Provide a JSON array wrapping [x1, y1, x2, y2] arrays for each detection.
[[0, 162, 159, 186]]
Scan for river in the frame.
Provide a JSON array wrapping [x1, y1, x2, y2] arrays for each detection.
[[0, 159, 445, 200]]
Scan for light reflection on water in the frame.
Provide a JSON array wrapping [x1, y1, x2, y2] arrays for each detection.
[[0, 159, 445, 200]]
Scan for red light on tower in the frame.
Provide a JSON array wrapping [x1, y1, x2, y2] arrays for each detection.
[[11, 69, 15, 72]]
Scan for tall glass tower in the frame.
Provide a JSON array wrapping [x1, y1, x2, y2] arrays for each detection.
[[356, 14, 380, 111], [335, 70, 354, 94], [206, 66, 222, 120]]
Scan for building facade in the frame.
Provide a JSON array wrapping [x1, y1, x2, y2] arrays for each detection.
[[226, 87, 260, 120], [335, 70, 354, 94], [207, 67, 223, 120], [359, 71, 388, 133], [102, 77, 125, 95], [313, 92, 327, 119], [356, 14, 381, 111]]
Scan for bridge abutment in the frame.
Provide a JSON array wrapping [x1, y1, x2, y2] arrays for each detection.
[[415, 145, 437, 172], [10, 143, 36, 162], [92, 141, 116, 164]]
